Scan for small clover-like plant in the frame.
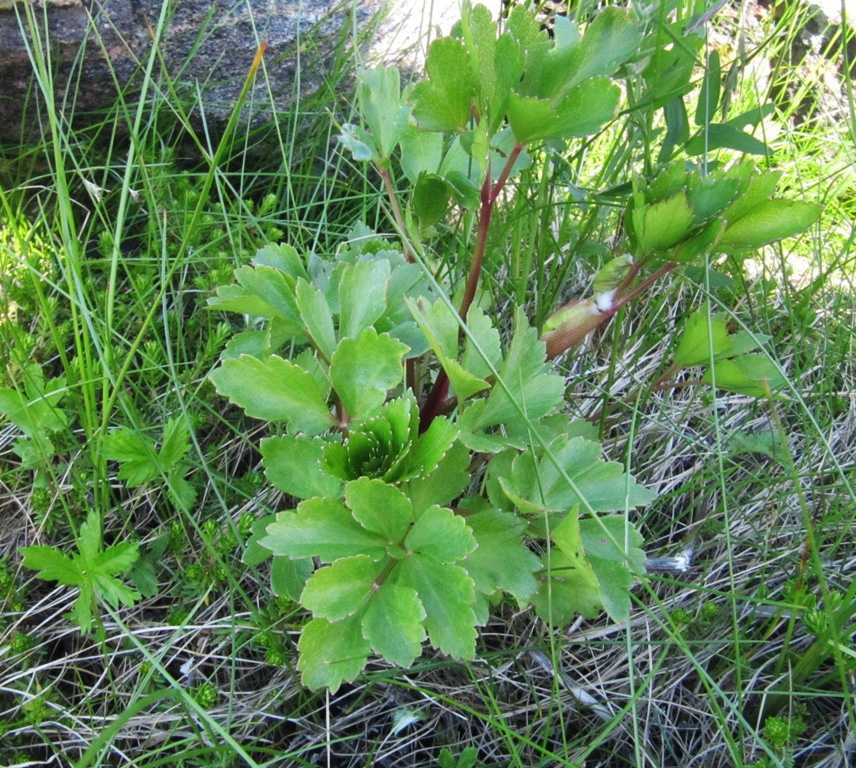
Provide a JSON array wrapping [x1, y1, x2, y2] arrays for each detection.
[[208, 2, 821, 691]]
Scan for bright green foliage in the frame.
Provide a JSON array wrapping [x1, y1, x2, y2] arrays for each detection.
[[101, 417, 196, 511], [261, 479, 484, 690], [672, 306, 781, 396], [20, 510, 140, 631], [330, 329, 409, 419], [531, 511, 645, 623], [0, 363, 67, 466], [203, 0, 821, 693], [627, 160, 821, 262]]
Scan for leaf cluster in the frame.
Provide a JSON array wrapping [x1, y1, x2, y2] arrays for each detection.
[[209, 229, 652, 690]]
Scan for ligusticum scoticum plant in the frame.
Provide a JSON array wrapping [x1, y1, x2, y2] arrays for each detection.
[[208, 2, 820, 691]]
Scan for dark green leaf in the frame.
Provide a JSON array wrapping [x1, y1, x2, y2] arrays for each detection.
[[271, 556, 312, 601], [686, 123, 770, 156], [694, 51, 721, 126]]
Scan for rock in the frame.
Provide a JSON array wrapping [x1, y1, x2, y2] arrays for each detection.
[[0, 0, 460, 144]]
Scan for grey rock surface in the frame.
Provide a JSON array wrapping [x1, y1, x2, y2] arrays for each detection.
[[0, 0, 459, 144]]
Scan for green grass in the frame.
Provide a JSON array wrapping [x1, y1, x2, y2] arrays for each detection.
[[1, 0, 854, 766]]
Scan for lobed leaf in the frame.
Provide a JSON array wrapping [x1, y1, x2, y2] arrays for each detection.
[[301, 555, 381, 621], [210, 354, 334, 435], [329, 329, 410, 420], [298, 615, 371, 692], [262, 499, 387, 562], [405, 505, 476, 562], [261, 435, 341, 500], [396, 557, 477, 659], [361, 582, 427, 667]]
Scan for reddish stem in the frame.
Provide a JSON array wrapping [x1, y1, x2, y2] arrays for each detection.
[[544, 262, 679, 359], [418, 143, 524, 430]]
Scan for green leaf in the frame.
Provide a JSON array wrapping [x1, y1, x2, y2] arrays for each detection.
[[357, 66, 409, 161], [261, 435, 341, 500], [94, 541, 139, 577], [271, 556, 312, 602], [478, 307, 564, 428], [77, 509, 102, 564], [633, 190, 695, 255], [405, 505, 476, 562], [702, 354, 786, 396], [166, 472, 196, 513], [329, 329, 410, 420], [694, 51, 721, 126], [295, 279, 337, 360], [507, 78, 620, 142], [262, 499, 387, 562], [717, 199, 821, 250], [685, 123, 770, 156], [93, 573, 140, 608], [411, 37, 476, 132], [531, 550, 602, 624], [361, 582, 426, 667], [344, 478, 413, 544], [404, 416, 458, 479], [216, 265, 301, 327], [101, 429, 159, 486], [129, 558, 158, 599], [298, 615, 371, 692], [580, 515, 646, 574], [243, 515, 276, 565], [159, 417, 191, 467], [460, 509, 541, 603], [535, 511, 645, 623], [721, 166, 781, 223], [547, 8, 641, 95], [406, 297, 490, 402], [724, 103, 775, 131], [19, 546, 82, 586], [688, 174, 740, 225], [210, 354, 334, 435], [252, 242, 310, 280], [459, 307, 502, 382], [412, 173, 451, 231], [497, 436, 655, 519], [337, 260, 391, 341], [399, 126, 443, 183], [339, 123, 376, 162], [673, 310, 733, 367], [406, 440, 472, 513], [396, 557, 477, 658], [301, 555, 381, 620], [67, 586, 95, 632], [658, 96, 689, 164]]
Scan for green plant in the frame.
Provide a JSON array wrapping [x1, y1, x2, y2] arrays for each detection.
[[19, 510, 140, 632], [207, 2, 822, 692]]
